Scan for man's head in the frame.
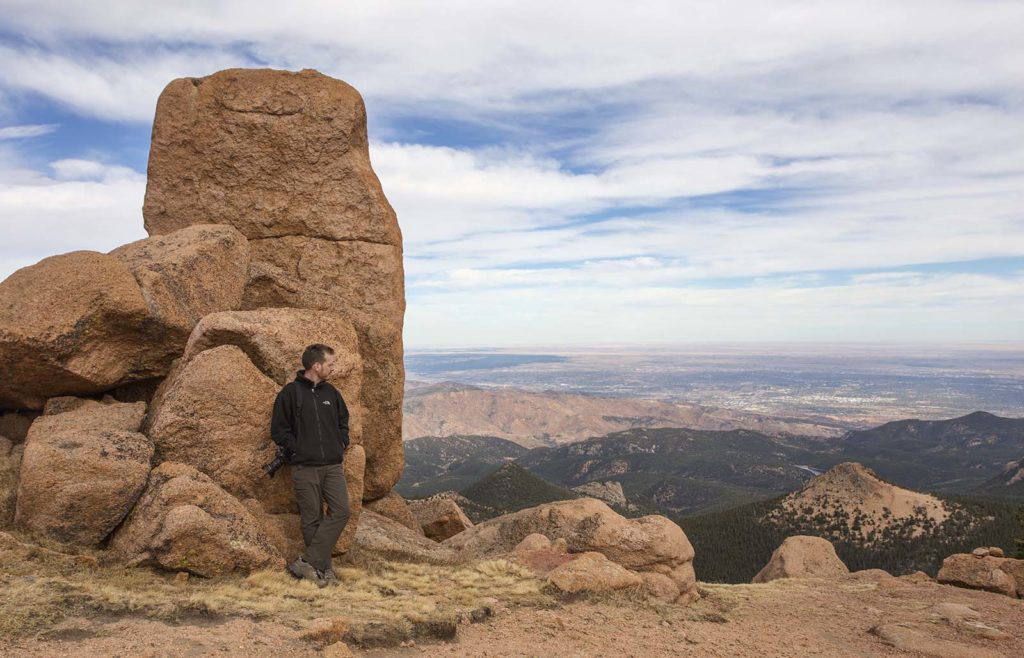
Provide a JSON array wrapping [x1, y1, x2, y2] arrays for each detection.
[[301, 343, 336, 383]]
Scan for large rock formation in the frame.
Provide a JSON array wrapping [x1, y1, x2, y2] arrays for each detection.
[[442, 498, 698, 602], [937, 551, 1024, 598], [0, 68, 408, 575], [143, 68, 405, 499], [752, 535, 850, 583], [111, 462, 282, 577], [15, 401, 152, 544]]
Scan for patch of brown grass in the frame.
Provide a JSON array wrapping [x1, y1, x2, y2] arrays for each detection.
[[0, 535, 553, 643]]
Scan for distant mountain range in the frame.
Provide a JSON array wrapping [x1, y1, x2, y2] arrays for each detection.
[[403, 381, 846, 446], [400, 411, 1024, 519], [826, 411, 1024, 492]]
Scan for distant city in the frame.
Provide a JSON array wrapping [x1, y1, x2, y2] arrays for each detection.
[[405, 344, 1024, 428]]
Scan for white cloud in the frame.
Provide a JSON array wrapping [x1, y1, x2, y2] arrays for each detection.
[[0, 123, 57, 139], [0, 158, 146, 280]]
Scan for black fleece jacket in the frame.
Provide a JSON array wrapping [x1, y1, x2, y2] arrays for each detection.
[[270, 371, 350, 466]]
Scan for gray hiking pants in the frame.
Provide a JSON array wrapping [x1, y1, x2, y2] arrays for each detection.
[[291, 463, 350, 572]]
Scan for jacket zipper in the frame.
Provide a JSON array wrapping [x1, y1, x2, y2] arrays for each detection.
[[312, 384, 326, 461]]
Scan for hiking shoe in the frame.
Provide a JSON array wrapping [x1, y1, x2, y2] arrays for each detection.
[[322, 568, 340, 587], [288, 557, 326, 588]]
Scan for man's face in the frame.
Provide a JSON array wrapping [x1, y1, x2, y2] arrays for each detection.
[[314, 353, 336, 379]]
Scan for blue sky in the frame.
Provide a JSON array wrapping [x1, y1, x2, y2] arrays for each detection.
[[1, 1, 1022, 346]]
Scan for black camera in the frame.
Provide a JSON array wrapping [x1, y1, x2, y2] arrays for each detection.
[[263, 445, 291, 478]]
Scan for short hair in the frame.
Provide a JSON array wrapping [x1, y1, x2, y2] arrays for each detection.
[[301, 344, 335, 370]]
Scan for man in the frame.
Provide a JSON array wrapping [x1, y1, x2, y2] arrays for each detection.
[[270, 343, 351, 587]]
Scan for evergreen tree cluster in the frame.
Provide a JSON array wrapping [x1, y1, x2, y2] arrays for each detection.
[[680, 494, 1022, 583]]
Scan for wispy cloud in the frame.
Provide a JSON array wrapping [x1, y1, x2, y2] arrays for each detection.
[[0, 123, 57, 139]]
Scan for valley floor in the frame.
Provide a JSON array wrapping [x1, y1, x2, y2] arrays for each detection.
[[4, 574, 1023, 657]]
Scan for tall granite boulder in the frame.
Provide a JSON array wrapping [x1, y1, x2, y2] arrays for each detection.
[[0, 225, 249, 411], [111, 462, 282, 576], [15, 400, 152, 545], [143, 68, 405, 499]]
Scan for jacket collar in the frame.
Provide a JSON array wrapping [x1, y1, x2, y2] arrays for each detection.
[[295, 371, 320, 388]]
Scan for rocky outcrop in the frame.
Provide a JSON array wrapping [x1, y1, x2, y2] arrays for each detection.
[[937, 551, 1024, 598], [179, 308, 364, 446], [572, 481, 627, 507], [0, 436, 24, 527], [142, 68, 400, 246], [0, 252, 151, 409], [408, 497, 474, 541], [1, 69, 408, 573], [144, 68, 405, 500], [346, 509, 457, 565], [546, 551, 644, 594], [752, 535, 850, 583], [111, 462, 281, 576], [365, 491, 423, 535], [146, 345, 294, 513], [870, 623, 1006, 658], [15, 401, 152, 544], [442, 498, 697, 602]]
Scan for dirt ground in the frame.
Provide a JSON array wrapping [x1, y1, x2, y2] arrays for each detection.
[[3, 574, 1023, 658]]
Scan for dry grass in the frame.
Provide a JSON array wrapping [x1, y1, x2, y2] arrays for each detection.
[[0, 531, 553, 643]]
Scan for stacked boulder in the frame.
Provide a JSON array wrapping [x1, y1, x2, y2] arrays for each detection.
[[442, 498, 700, 604], [0, 68, 407, 576], [937, 547, 1024, 598]]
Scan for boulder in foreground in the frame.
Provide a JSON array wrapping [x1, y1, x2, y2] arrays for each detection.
[[752, 535, 850, 583], [442, 498, 697, 602], [937, 552, 1024, 598], [15, 401, 152, 545], [111, 462, 282, 577], [408, 496, 473, 541], [0, 252, 150, 409]]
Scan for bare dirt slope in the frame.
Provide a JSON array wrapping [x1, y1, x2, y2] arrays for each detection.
[[5, 574, 1023, 657]]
